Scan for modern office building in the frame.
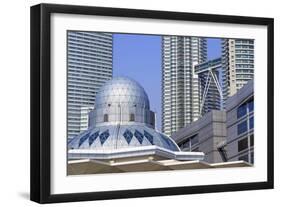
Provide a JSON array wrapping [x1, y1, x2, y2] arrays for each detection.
[[171, 79, 254, 164], [68, 77, 249, 174], [226, 80, 254, 164], [171, 110, 227, 163], [195, 58, 223, 116], [221, 39, 254, 106], [162, 36, 207, 136], [67, 31, 113, 139]]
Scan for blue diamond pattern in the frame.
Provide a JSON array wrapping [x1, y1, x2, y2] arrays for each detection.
[[99, 130, 110, 145], [88, 131, 99, 146], [78, 132, 90, 147], [123, 129, 133, 144], [134, 130, 144, 144], [144, 130, 153, 145]]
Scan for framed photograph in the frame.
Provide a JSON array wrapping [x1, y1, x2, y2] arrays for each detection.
[[30, 3, 274, 203]]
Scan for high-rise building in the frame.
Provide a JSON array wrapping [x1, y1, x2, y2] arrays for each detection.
[[221, 39, 254, 106], [162, 36, 207, 136], [195, 58, 222, 116], [67, 31, 113, 139]]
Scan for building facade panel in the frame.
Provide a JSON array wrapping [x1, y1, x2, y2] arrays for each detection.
[[226, 80, 254, 164], [171, 110, 227, 163]]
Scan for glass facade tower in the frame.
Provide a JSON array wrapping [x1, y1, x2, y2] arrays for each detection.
[[67, 31, 113, 139], [161, 36, 207, 136], [221, 39, 254, 106]]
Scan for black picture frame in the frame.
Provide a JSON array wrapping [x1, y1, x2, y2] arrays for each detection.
[[30, 3, 274, 204]]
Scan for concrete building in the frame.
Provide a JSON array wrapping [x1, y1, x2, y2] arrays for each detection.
[[162, 36, 207, 136], [79, 106, 94, 132], [195, 58, 223, 116], [226, 80, 254, 164], [221, 39, 254, 106], [171, 110, 227, 163], [67, 31, 113, 139], [68, 77, 249, 174]]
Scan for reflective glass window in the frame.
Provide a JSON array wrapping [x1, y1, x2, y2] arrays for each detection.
[[237, 103, 247, 118], [237, 120, 248, 135], [248, 99, 254, 112], [249, 116, 254, 129], [238, 138, 248, 152]]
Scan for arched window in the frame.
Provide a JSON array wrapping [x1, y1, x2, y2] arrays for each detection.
[[104, 114, 108, 122], [129, 113, 135, 121]]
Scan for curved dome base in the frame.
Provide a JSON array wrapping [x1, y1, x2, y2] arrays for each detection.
[[68, 123, 181, 152]]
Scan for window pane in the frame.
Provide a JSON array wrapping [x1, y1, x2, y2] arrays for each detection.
[[237, 120, 248, 135], [249, 116, 254, 129], [250, 134, 254, 146], [104, 114, 108, 122], [248, 99, 254, 112], [129, 113, 135, 122], [237, 103, 247, 118], [238, 138, 248, 152]]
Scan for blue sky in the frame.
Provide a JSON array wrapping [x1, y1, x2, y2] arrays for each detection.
[[113, 34, 221, 131]]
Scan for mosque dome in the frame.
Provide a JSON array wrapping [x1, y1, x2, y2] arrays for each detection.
[[90, 77, 155, 128], [94, 77, 150, 110], [68, 76, 181, 152]]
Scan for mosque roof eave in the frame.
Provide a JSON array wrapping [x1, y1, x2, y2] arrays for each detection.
[[68, 158, 252, 175], [68, 145, 204, 161]]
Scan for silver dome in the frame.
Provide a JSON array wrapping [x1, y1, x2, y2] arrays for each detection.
[[94, 77, 150, 109], [68, 76, 180, 153], [90, 77, 155, 128]]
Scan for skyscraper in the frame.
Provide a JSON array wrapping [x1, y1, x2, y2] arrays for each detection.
[[162, 36, 207, 136], [67, 31, 113, 139], [221, 39, 254, 106]]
